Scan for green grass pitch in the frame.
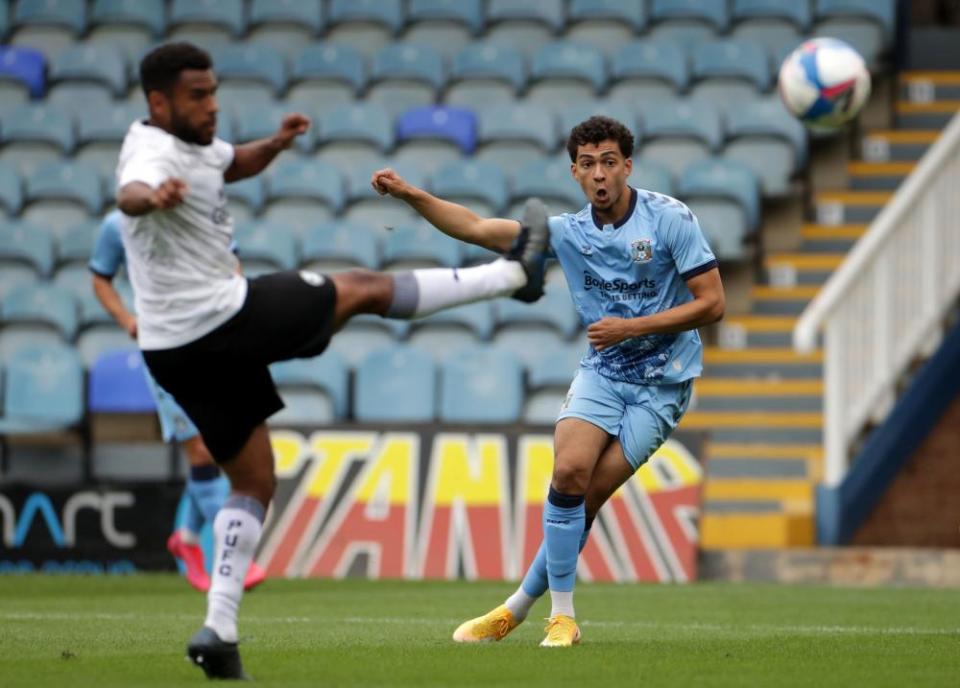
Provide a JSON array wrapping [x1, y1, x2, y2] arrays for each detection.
[[0, 576, 957, 687]]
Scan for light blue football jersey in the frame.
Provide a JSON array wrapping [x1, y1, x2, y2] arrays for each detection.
[[89, 209, 126, 278], [549, 187, 718, 385]]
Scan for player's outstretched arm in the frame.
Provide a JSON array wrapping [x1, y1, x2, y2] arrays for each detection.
[[224, 113, 310, 182], [371, 167, 521, 252], [117, 178, 187, 216]]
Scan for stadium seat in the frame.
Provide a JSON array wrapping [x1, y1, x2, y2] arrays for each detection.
[[381, 224, 462, 269], [0, 343, 84, 431], [527, 42, 607, 108], [446, 43, 526, 111], [0, 222, 55, 278], [10, 0, 86, 60], [225, 176, 266, 221], [640, 101, 723, 177], [440, 347, 523, 423], [355, 345, 436, 422], [461, 241, 502, 267], [523, 343, 586, 424], [0, 104, 75, 175], [567, 0, 648, 51], [74, 102, 142, 176], [608, 40, 688, 103], [316, 104, 394, 168], [367, 44, 444, 119], [677, 158, 760, 260], [234, 103, 314, 154], [730, 0, 810, 57], [404, 0, 484, 59], [556, 101, 639, 149], [328, 314, 409, 368], [264, 159, 345, 231], [88, 0, 165, 61], [56, 220, 98, 269], [77, 329, 135, 368], [814, 0, 894, 67], [247, 0, 324, 58], [287, 43, 366, 114], [649, 0, 730, 45], [394, 106, 476, 174], [486, 0, 565, 57], [406, 301, 494, 363], [212, 45, 288, 114], [689, 40, 771, 107], [270, 351, 349, 423], [300, 221, 380, 271], [0, 284, 78, 360], [495, 286, 580, 339], [724, 99, 807, 197], [234, 223, 299, 273], [47, 45, 128, 110], [430, 160, 508, 217], [0, 267, 38, 301], [87, 349, 155, 414], [23, 162, 102, 233], [53, 262, 95, 294], [326, 0, 404, 58], [0, 46, 46, 107], [168, 0, 245, 47], [509, 157, 584, 217], [343, 160, 427, 228], [631, 159, 675, 196], [0, 162, 24, 215], [476, 104, 556, 168]]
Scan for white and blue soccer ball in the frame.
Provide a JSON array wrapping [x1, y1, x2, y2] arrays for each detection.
[[778, 38, 871, 131]]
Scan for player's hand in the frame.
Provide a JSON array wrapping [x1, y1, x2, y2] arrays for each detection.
[[371, 168, 414, 200], [276, 113, 311, 148], [122, 315, 138, 339], [587, 317, 635, 351], [151, 178, 187, 210]]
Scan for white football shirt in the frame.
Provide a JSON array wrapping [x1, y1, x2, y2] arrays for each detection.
[[116, 120, 245, 350]]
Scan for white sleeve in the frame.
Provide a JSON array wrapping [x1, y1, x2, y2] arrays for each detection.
[[212, 137, 235, 172], [118, 149, 175, 189]]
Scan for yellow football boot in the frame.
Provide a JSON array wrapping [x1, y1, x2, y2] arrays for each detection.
[[539, 615, 581, 647], [452, 604, 520, 643]]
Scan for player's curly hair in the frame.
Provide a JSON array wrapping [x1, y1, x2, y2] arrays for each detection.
[[140, 42, 212, 96], [566, 116, 635, 162]]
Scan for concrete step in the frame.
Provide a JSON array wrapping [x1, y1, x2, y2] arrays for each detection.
[[813, 191, 892, 225], [700, 511, 815, 548], [899, 70, 960, 101], [707, 441, 823, 481], [894, 100, 959, 129], [694, 378, 823, 412], [703, 347, 822, 378], [764, 253, 844, 286], [703, 477, 814, 504], [799, 223, 865, 253], [847, 161, 915, 191], [681, 411, 822, 443], [706, 457, 809, 479], [719, 315, 800, 348], [750, 285, 820, 315], [861, 129, 938, 162]]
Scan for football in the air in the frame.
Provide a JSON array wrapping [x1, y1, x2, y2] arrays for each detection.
[[777, 37, 871, 131]]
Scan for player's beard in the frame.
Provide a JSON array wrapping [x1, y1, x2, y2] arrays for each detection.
[[170, 110, 214, 146]]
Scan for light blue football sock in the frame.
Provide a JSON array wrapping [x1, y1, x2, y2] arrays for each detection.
[[543, 487, 585, 594], [186, 465, 230, 524], [521, 516, 593, 598], [181, 488, 204, 539]]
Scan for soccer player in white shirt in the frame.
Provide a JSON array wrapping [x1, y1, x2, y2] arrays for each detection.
[[116, 43, 550, 680]]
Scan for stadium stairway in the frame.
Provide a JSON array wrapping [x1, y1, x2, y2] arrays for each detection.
[[689, 70, 959, 550]]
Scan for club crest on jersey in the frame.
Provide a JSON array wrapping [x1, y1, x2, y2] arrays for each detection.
[[631, 239, 653, 264]]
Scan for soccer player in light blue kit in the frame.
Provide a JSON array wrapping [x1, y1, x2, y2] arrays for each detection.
[[372, 116, 725, 647], [90, 209, 265, 592]]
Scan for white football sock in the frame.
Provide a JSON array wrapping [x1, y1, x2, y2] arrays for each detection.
[[504, 586, 538, 621], [550, 591, 575, 619], [204, 496, 265, 643], [387, 259, 526, 319]]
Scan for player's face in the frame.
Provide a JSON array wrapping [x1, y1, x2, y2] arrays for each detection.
[[166, 69, 219, 145], [570, 140, 632, 211]]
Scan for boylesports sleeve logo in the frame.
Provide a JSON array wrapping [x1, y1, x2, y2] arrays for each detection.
[[583, 271, 659, 301]]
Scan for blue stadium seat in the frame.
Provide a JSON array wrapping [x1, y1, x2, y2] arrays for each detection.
[[87, 0, 164, 61], [609, 40, 688, 103], [0, 284, 78, 359], [355, 345, 436, 422], [0, 268, 38, 301], [0, 104, 75, 174], [461, 241, 502, 267], [440, 347, 523, 423], [265, 160, 345, 230], [328, 313, 409, 368], [270, 351, 349, 423], [814, 0, 894, 67], [225, 176, 266, 219], [486, 0, 564, 56], [47, 45, 128, 108], [556, 101, 639, 149], [25, 161, 103, 216], [631, 159, 675, 196], [0, 46, 46, 105], [509, 157, 584, 217], [288, 43, 366, 113], [247, 0, 324, 58], [430, 160, 508, 216], [11, 0, 85, 60], [87, 349, 156, 414], [326, 0, 403, 58], [733, 0, 811, 28], [677, 159, 760, 260], [0, 343, 84, 431], [724, 99, 808, 196], [168, 0, 245, 45], [406, 301, 494, 362], [404, 0, 483, 58], [56, 220, 98, 268], [212, 45, 288, 113], [689, 40, 771, 106], [0, 162, 24, 215], [649, 0, 729, 44], [640, 101, 723, 177], [527, 345, 586, 389], [301, 221, 380, 271], [75, 103, 143, 177], [495, 286, 580, 339], [235, 222, 299, 273], [446, 43, 526, 110], [476, 104, 556, 168], [397, 106, 477, 155], [731, 0, 810, 57], [528, 42, 607, 108], [317, 104, 394, 168], [343, 160, 427, 227], [367, 44, 444, 119], [567, 0, 648, 51], [0, 222, 55, 277], [234, 104, 314, 154], [381, 224, 462, 269], [76, 326, 135, 368]]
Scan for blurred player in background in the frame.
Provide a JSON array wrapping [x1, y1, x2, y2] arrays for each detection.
[[90, 209, 266, 593], [372, 116, 725, 648], [116, 42, 550, 679]]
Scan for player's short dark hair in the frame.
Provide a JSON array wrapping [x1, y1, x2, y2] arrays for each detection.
[[566, 116, 635, 162], [139, 42, 212, 96]]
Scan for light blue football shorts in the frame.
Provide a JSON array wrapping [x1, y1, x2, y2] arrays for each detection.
[[557, 365, 693, 471], [142, 366, 200, 443]]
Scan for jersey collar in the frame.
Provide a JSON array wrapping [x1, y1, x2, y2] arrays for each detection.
[[591, 187, 637, 231]]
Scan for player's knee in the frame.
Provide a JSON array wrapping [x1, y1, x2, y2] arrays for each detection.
[[333, 270, 393, 314], [551, 463, 590, 495]]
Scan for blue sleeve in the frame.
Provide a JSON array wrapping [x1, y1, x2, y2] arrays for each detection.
[[664, 204, 717, 281], [88, 212, 126, 278]]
